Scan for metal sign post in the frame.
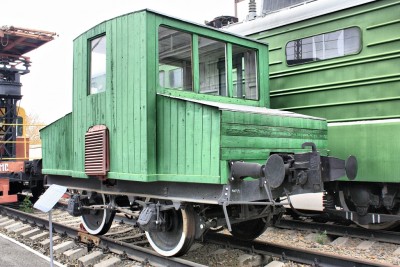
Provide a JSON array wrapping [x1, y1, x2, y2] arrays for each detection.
[[33, 184, 67, 267]]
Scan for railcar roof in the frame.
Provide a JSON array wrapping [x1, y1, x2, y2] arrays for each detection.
[[159, 94, 325, 121], [224, 0, 376, 36], [74, 8, 268, 46]]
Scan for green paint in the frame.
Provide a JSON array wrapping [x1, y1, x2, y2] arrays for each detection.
[[243, 0, 400, 183], [40, 113, 73, 173], [329, 121, 400, 182], [41, 10, 331, 185]]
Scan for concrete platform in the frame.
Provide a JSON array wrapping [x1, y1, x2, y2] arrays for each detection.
[[0, 233, 64, 267]]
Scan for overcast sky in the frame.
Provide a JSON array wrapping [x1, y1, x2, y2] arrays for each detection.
[[2, 0, 258, 124]]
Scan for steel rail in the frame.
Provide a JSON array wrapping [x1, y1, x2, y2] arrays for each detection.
[[0, 205, 206, 267], [276, 218, 400, 245], [205, 232, 394, 267]]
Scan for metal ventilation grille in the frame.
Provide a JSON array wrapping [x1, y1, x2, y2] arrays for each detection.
[[85, 125, 109, 177]]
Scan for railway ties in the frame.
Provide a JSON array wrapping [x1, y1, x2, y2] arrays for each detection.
[[0, 215, 130, 267], [0, 205, 204, 267], [1, 203, 400, 266], [205, 232, 397, 267], [275, 216, 400, 245]]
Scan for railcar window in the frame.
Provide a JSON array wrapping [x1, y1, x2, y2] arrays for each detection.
[[198, 37, 227, 96], [89, 35, 107, 94], [158, 27, 193, 91], [232, 45, 258, 100], [286, 27, 361, 66]]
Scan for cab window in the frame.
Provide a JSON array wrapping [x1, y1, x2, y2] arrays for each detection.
[[89, 35, 107, 94], [158, 27, 193, 91], [198, 37, 227, 96], [158, 26, 259, 101], [232, 45, 258, 100]]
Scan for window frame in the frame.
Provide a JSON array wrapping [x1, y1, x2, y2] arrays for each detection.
[[157, 24, 260, 102], [88, 34, 107, 95], [231, 43, 259, 100], [285, 26, 362, 67], [158, 26, 194, 91], [197, 35, 228, 97]]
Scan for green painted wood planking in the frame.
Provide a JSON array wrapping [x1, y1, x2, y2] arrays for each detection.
[[156, 96, 220, 183], [221, 111, 326, 130], [221, 123, 327, 140], [41, 113, 73, 173], [41, 9, 331, 185], [185, 101, 195, 175]]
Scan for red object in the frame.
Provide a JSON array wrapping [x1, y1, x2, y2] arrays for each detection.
[[16, 137, 29, 160], [0, 178, 17, 203]]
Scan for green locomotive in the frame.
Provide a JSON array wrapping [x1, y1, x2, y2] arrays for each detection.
[[225, 0, 400, 229], [41, 9, 355, 256]]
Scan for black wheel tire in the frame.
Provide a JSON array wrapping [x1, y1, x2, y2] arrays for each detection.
[[81, 193, 115, 235], [231, 218, 269, 241], [146, 204, 196, 257]]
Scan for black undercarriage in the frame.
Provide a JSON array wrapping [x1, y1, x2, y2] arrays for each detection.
[[323, 181, 400, 227], [48, 142, 358, 256]]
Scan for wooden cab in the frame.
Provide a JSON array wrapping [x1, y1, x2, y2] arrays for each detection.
[[41, 9, 327, 184]]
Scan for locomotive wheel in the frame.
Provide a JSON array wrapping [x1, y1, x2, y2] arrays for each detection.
[[339, 190, 400, 230], [81, 193, 115, 235], [354, 204, 400, 230], [231, 217, 269, 241], [356, 211, 400, 230], [145, 204, 196, 257]]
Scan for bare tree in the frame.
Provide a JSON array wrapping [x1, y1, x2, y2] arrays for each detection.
[[25, 112, 46, 145]]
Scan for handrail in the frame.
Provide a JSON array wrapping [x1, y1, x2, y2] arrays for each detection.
[[0, 122, 44, 161]]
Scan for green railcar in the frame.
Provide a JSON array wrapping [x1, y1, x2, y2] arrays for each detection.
[[41, 9, 355, 256], [225, 0, 400, 229]]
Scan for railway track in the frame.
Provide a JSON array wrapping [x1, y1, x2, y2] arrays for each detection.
[[0, 204, 205, 267], [0, 202, 398, 267], [275, 216, 400, 245], [205, 232, 392, 267]]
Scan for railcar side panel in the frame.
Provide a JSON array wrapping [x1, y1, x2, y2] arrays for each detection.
[[41, 113, 73, 176], [220, 110, 327, 159], [156, 95, 221, 183], [329, 121, 400, 183], [70, 13, 156, 181], [246, 0, 400, 182]]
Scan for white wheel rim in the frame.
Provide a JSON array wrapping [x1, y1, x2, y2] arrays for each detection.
[[81, 194, 107, 235], [145, 208, 190, 257], [145, 231, 187, 257]]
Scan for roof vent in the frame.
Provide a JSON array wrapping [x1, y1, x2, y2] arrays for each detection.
[[84, 125, 109, 178]]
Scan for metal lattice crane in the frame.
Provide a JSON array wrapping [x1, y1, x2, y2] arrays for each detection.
[[0, 25, 56, 203]]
